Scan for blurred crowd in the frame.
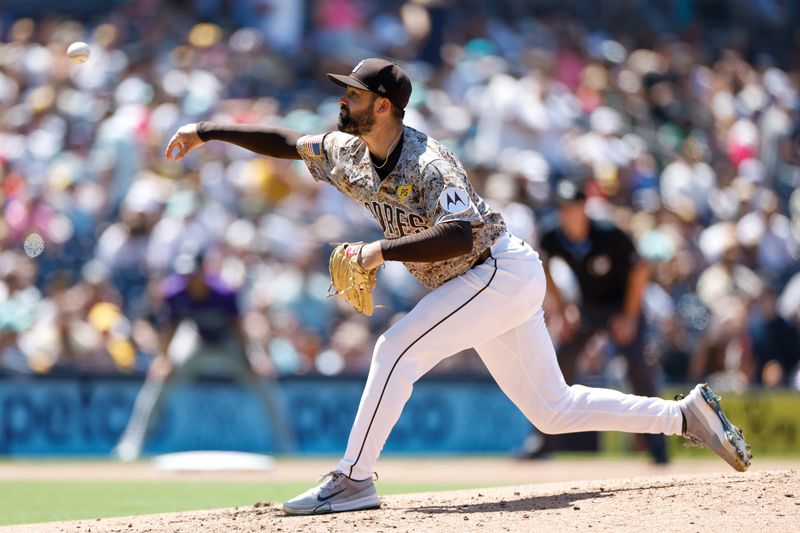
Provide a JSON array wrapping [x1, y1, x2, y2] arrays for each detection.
[[1, 0, 799, 391]]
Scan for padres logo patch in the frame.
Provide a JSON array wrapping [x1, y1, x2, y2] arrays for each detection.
[[397, 185, 413, 201], [438, 187, 471, 214]]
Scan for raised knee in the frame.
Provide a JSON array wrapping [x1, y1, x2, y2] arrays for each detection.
[[371, 332, 425, 384], [371, 333, 400, 368], [532, 410, 561, 435]]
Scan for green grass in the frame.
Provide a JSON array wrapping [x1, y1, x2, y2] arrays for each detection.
[[0, 480, 485, 526]]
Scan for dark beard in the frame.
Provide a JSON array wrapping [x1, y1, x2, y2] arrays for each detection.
[[337, 105, 375, 135]]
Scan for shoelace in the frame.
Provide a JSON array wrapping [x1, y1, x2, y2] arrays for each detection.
[[317, 470, 378, 488], [682, 432, 703, 448], [317, 471, 346, 488], [316, 470, 380, 486]]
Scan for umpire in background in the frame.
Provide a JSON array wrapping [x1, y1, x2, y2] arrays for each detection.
[[523, 180, 668, 464]]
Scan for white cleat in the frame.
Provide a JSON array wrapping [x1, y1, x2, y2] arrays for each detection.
[[282, 471, 381, 515], [677, 383, 752, 472]]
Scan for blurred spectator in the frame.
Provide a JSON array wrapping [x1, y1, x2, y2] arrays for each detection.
[[659, 138, 716, 223], [689, 296, 752, 392], [51, 261, 132, 373], [0, 251, 43, 374], [748, 287, 800, 388]]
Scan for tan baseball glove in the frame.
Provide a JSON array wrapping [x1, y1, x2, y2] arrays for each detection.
[[328, 242, 378, 316]]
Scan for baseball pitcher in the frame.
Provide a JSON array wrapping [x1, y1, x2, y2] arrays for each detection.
[[165, 58, 751, 515]]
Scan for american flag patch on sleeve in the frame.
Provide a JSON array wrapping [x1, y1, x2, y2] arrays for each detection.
[[299, 134, 324, 158]]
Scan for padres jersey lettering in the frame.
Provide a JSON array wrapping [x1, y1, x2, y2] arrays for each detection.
[[297, 126, 507, 288], [363, 202, 427, 237]]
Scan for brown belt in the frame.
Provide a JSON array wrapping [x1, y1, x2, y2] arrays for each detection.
[[470, 247, 492, 269]]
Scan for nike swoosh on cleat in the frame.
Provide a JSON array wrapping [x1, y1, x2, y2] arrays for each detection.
[[317, 489, 346, 502]]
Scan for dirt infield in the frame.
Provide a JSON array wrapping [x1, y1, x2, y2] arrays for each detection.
[[1, 461, 798, 532]]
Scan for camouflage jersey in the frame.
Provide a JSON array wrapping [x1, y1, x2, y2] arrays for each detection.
[[296, 125, 507, 289]]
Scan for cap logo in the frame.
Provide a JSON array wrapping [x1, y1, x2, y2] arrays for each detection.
[[352, 60, 365, 73], [378, 84, 386, 93]]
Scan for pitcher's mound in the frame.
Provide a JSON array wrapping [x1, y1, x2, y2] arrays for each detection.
[[14, 469, 799, 532]]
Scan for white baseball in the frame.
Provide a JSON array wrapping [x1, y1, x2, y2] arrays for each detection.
[[67, 41, 90, 64], [24, 233, 45, 258]]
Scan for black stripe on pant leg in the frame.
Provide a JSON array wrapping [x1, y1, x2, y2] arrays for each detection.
[[348, 259, 499, 479]]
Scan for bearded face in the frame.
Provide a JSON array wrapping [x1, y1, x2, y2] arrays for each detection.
[[338, 94, 377, 135]]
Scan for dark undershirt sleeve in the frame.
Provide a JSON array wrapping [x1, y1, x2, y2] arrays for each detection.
[[380, 220, 473, 262], [197, 121, 303, 160]]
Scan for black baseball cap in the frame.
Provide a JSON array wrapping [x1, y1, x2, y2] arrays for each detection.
[[554, 180, 587, 206], [327, 58, 412, 110]]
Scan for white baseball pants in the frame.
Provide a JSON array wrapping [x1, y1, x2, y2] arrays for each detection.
[[336, 232, 683, 480]]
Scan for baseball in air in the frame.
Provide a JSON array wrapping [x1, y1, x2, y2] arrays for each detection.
[[23, 232, 45, 258], [66, 41, 90, 63]]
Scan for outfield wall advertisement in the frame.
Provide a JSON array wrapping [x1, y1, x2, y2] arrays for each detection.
[[0, 376, 532, 456], [0, 376, 797, 456]]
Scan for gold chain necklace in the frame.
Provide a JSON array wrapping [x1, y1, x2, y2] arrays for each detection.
[[371, 129, 404, 170]]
